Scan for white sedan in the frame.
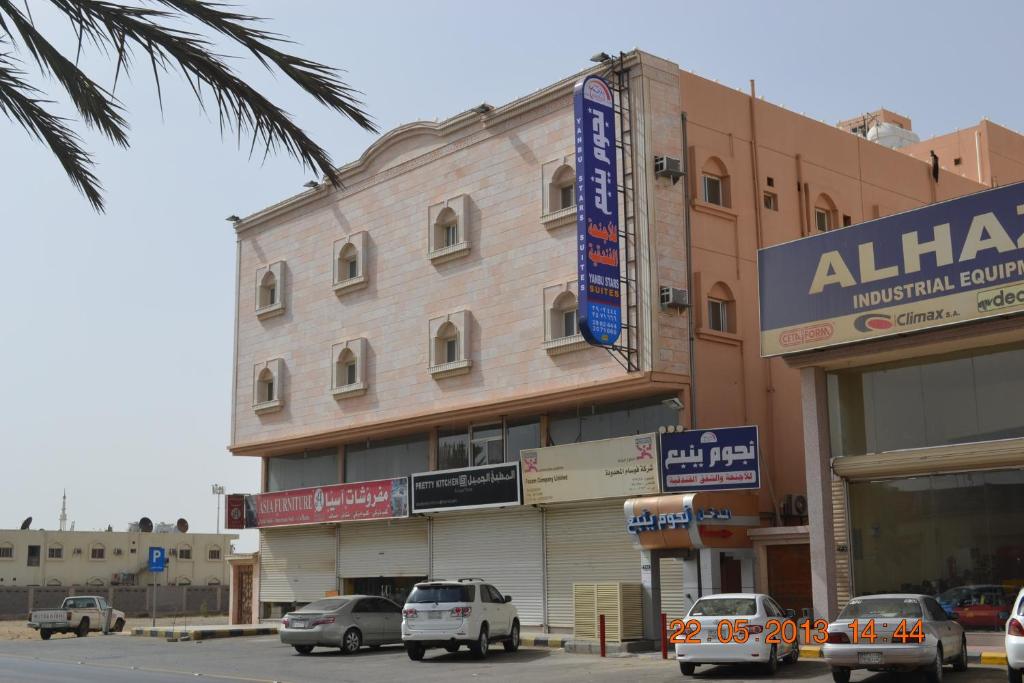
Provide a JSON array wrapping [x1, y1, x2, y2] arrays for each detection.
[[1008, 588, 1024, 683], [675, 593, 800, 676]]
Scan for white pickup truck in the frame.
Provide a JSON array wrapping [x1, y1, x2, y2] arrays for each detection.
[[28, 595, 126, 639]]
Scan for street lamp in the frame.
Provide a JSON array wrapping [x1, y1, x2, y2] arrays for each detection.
[[211, 484, 225, 534]]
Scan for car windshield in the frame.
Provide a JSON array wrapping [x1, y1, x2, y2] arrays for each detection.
[[839, 598, 922, 619], [407, 585, 475, 604], [689, 598, 757, 617], [297, 599, 348, 612]]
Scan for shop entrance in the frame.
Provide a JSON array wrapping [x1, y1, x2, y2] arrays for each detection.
[[343, 576, 424, 606], [766, 544, 812, 617], [720, 555, 743, 593]]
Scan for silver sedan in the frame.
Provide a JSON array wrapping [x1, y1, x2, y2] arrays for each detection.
[[279, 595, 403, 655], [822, 594, 967, 682]]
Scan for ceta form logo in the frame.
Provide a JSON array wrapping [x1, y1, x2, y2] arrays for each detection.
[[854, 313, 894, 332]]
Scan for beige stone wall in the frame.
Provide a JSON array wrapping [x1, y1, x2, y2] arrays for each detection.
[[0, 530, 236, 587]]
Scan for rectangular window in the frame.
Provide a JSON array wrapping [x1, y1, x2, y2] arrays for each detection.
[[267, 285, 276, 305], [48, 547, 62, 560], [265, 380, 274, 402], [707, 298, 728, 332], [178, 548, 192, 560], [27, 545, 40, 567], [559, 184, 574, 210], [548, 397, 679, 446], [471, 424, 504, 466], [345, 434, 429, 483], [505, 419, 540, 462], [703, 174, 723, 206], [445, 338, 458, 363], [438, 430, 470, 470], [444, 223, 458, 247], [763, 192, 778, 211], [843, 214, 852, 227], [815, 208, 831, 232], [90, 547, 105, 560], [267, 448, 340, 492], [208, 548, 221, 561], [562, 309, 578, 338], [346, 258, 358, 279], [0, 546, 12, 559], [345, 362, 357, 386]]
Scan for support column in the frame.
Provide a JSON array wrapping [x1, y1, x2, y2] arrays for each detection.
[[640, 549, 661, 641], [802, 366, 838, 621], [699, 549, 723, 595]]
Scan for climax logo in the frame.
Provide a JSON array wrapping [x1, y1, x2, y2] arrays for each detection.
[[854, 313, 894, 332]]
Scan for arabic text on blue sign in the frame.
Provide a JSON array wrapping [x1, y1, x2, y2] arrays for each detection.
[[574, 75, 621, 346], [660, 426, 760, 493], [148, 547, 165, 573], [626, 506, 733, 535], [758, 182, 1024, 355]]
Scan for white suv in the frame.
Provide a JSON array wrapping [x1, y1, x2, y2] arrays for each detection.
[[401, 578, 520, 660]]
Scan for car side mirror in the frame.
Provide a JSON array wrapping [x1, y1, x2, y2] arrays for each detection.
[[504, 595, 512, 603], [785, 609, 797, 619]]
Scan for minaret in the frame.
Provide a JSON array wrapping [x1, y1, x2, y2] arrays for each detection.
[[59, 490, 67, 532]]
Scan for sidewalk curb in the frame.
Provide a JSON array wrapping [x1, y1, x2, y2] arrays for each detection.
[[521, 634, 565, 649], [130, 626, 278, 641], [798, 646, 1007, 666]]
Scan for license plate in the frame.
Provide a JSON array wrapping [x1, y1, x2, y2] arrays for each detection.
[[291, 620, 306, 629], [428, 611, 442, 620], [858, 652, 883, 665], [705, 633, 717, 642]]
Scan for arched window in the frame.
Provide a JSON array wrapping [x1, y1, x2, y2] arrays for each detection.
[[434, 207, 459, 249], [89, 543, 105, 560], [335, 348, 357, 388], [549, 165, 576, 212], [86, 577, 105, 586], [338, 243, 359, 281], [207, 577, 222, 586], [177, 544, 192, 561], [814, 193, 838, 232], [435, 321, 459, 365], [176, 577, 192, 586], [258, 271, 277, 307], [706, 282, 737, 334], [257, 368, 275, 403], [46, 578, 62, 586], [701, 157, 731, 208], [550, 292, 579, 339], [47, 544, 63, 560]]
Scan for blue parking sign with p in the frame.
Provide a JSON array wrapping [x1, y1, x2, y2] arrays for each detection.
[[148, 547, 165, 573]]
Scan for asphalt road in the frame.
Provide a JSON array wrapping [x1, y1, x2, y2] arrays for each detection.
[[0, 634, 1009, 683]]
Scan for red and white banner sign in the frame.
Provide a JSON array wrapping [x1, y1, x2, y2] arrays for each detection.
[[247, 478, 409, 528], [225, 494, 246, 529]]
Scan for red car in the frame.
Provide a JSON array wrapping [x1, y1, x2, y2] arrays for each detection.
[[953, 587, 1014, 629]]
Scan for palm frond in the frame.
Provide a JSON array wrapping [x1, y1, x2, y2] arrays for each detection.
[[0, 0, 129, 146], [0, 54, 103, 210]]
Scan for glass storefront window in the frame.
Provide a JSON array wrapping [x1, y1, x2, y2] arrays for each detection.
[[345, 434, 428, 483], [438, 430, 469, 470], [266, 448, 339, 492], [470, 424, 503, 466], [849, 470, 1024, 614], [505, 419, 540, 462], [548, 397, 679, 446], [828, 344, 1024, 456]]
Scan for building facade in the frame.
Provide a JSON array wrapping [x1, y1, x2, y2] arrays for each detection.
[[0, 528, 237, 588], [229, 49, 1015, 630]]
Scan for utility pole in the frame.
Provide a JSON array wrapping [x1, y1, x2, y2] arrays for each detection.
[[211, 484, 225, 534]]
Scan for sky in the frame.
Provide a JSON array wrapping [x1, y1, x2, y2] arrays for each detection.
[[1, 0, 1021, 552]]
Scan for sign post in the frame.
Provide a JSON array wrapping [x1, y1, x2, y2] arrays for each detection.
[[148, 547, 165, 627], [574, 74, 622, 346]]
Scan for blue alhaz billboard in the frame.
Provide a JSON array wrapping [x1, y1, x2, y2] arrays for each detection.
[[574, 75, 621, 346], [759, 182, 1024, 356], [660, 426, 760, 493]]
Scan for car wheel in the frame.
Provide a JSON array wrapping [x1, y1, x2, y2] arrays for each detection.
[[1009, 666, 1024, 683], [469, 625, 489, 659], [925, 645, 944, 683], [76, 618, 89, 638], [39, 629, 51, 641], [444, 644, 460, 653], [503, 621, 520, 653], [293, 645, 314, 655], [763, 644, 779, 675], [679, 662, 696, 676], [405, 642, 425, 661], [342, 628, 362, 654], [113, 619, 125, 633], [953, 635, 968, 672], [831, 669, 851, 683]]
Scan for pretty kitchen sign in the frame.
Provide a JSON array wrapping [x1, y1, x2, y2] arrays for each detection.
[[245, 477, 409, 527], [411, 463, 520, 513]]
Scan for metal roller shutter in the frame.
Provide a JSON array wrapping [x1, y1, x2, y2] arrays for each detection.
[[659, 556, 688, 624], [430, 508, 544, 626], [337, 518, 428, 579], [544, 502, 640, 629], [259, 525, 337, 603]]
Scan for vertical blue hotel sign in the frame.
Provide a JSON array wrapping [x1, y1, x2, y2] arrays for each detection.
[[574, 75, 622, 346]]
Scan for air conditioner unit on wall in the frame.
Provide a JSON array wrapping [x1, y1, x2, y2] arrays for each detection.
[[654, 156, 684, 183], [660, 286, 689, 309]]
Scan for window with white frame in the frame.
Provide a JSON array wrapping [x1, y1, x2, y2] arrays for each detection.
[[700, 156, 730, 208], [428, 196, 470, 262], [90, 544, 105, 560], [333, 232, 368, 294], [48, 545, 63, 560], [814, 193, 838, 232], [553, 292, 579, 339], [551, 165, 575, 211], [815, 207, 832, 232], [704, 282, 737, 335], [208, 546, 221, 561], [543, 282, 587, 354], [429, 311, 472, 377], [253, 358, 284, 413], [331, 338, 367, 398], [255, 261, 285, 319], [703, 174, 723, 206], [707, 298, 729, 332]]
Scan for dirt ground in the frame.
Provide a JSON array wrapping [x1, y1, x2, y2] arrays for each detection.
[[0, 615, 227, 641]]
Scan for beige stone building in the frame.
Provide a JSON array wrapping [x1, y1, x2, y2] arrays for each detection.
[[0, 528, 237, 588], [227, 49, 1024, 631]]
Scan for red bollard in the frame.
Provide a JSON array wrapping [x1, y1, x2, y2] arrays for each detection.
[[599, 613, 606, 657], [661, 612, 668, 659]]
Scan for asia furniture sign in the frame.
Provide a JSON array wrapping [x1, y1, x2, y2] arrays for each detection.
[[521, 433, 659, 505], [411, 463, 520, 514], [574, 74, 622, 346], [758, 182, 1024, 356], [245, 477, 409, 528], [660, 426, 760, 493]]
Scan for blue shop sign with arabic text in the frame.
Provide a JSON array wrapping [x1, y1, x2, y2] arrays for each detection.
[[660, 426, 760, 493]]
